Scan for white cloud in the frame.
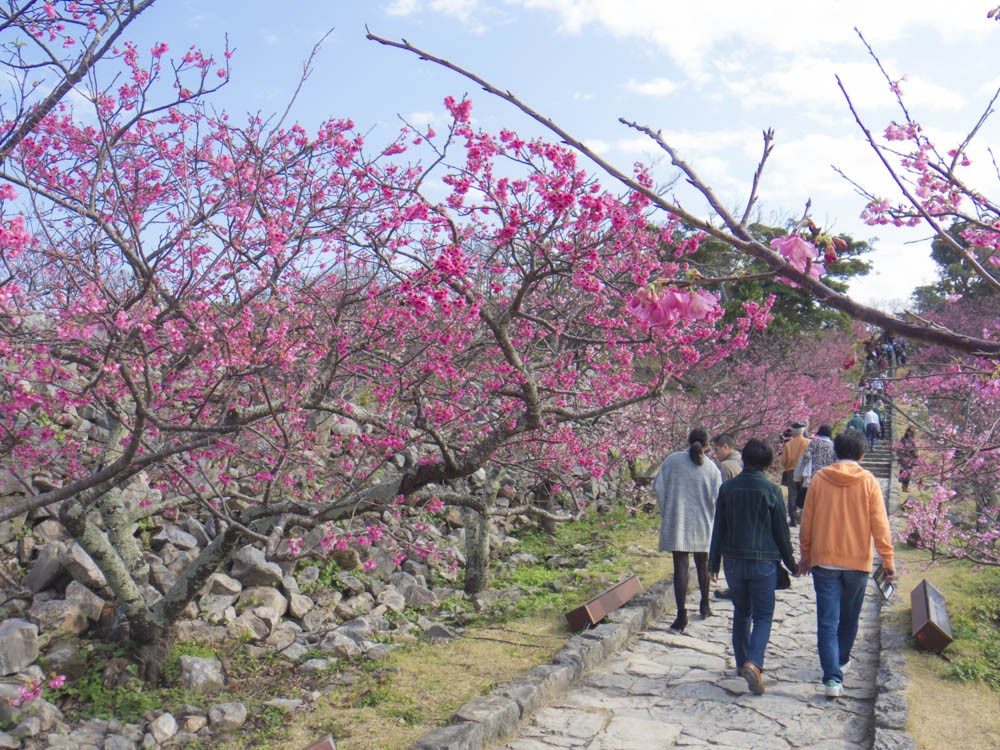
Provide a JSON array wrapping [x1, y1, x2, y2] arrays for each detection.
[[624, 77, 678, 97], [516, 0, 990, 80], [583, 138, 611, 155], [573, 91, 595, 101], [385, 0, 420, 15], [848, 237, 938, 307], [406, 110, 438, 127]]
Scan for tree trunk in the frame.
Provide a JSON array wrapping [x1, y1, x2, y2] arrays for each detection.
[[463, 469, 503, 595]]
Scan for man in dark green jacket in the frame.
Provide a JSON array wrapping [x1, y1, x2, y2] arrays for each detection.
[[708, 438, 797, 696]]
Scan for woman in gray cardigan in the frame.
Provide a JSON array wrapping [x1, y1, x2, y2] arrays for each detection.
[[654, 427, 723, 631]]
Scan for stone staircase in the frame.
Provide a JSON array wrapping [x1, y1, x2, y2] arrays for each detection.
[[861, 408, 893, 480]]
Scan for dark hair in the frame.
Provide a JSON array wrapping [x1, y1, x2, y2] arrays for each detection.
[[903, 426, 915, 440], [688, 427, 709, 465], [712, 433, 737, 449], [741, 437, 773, 471], [817, 423, 833, 438], [835, 429, 867, 461]]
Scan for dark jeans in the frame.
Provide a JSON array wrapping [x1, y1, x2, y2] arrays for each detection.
[[787, 481, 801, 523], [865, 423, 878, 449], [724, 558, 777, 671], [812, 566, 868, 684]]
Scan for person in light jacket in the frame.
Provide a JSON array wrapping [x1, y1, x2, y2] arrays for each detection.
[[793, 424, 837, 516], [654, 427, 722, 632], [799, 429, 895, 699]]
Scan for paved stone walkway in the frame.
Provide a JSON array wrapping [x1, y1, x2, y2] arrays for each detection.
[[496, 521, 885, 750]]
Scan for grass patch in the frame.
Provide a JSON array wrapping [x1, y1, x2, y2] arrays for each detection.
[[888, 542, 1000, 750]]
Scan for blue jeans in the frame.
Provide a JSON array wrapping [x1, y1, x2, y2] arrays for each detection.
[[723, 558, 777, 671], [812, 567, 869, 683]]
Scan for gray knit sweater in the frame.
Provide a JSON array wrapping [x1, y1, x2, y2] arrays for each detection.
[[653, 450, 723, 552]]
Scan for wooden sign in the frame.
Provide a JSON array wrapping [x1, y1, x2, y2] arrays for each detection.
[[911, 579, 953, 653], [565, 574, 642, 631], [302, 735, 337, 750]]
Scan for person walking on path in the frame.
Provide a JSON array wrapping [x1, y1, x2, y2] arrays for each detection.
[[798, 428, 895, 698], [780, 423, 810, 527], [897, 426, 918, 492], [793, 423, 837, 515], [863, 406, 881, 450], [708, 438, 797, 696], [654, 427, 723, 632], [847, 411, 865, 433], [712, 433, 743, 481]]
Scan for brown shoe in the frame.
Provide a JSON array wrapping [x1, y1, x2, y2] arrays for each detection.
[[742, 662, 765, 695]]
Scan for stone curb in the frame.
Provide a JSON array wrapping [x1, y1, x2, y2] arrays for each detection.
[[405, 579, 674, 750], [873, 443, 916, 750]]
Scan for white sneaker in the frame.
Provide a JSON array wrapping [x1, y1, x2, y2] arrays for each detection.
[[825, 679, 843, 698]]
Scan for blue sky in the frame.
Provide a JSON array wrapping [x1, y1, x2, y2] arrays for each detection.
[[123, 1, 1000, 308]]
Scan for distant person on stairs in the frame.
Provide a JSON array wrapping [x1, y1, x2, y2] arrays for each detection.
[[654, 427, 723, 632], [709, 438, 798, 696], [847, 411, 865, 433], [863, 407, 880, 450], [798, 429, 895, 699], [897, 426, 918, 492]]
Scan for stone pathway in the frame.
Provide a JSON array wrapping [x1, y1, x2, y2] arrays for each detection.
[[496, 520, 886, 750]]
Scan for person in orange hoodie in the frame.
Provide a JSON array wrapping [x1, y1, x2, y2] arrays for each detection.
[[798, 428, 895, 699], [780, 423, 810, 527]]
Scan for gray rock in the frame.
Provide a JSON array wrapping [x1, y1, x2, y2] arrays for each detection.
[[28, 598, 88, 635], [253, 605, 282, 632], [301, 607, 333, 632], [237, 586, 288, 617], [150, 525, 198, 551], [404, 585, 438, 610], [0, 618, 39, 675], [11, 717, 40, 739], [62, 543, 108, 589], [336, 571, 366, 595], [208, 702, 247, 730], [425, 624, 457, 640], [232, 611, 269, 641], [389, 571, 418, 595], [203, 573, 242, 597], [64, 580, 106, 622], [147, 560, 177, 595], [288, 592, 314, 619], [178, 655, 225, 696], [298, 658, 331, 674], [262, 698, 303, 713], [279, 642, 309, 662], [408, 721, 485, 750], [230, 545, 283, 588], [454, 695, 520, 744], [0, 731, 20, 749], [875, 692, 910, 730], [181, 518, 211, 548], [104, 734, 137, 750], [43, 640, 88, 679], [873, 728, 917, 750], [24, 540, 67, 593], [318, 633, 361, 659], [148, 713, 177, 744], [297, 565, 320, 588], [344, 592, 374, 614], [181, 715, 207, 733], [376, 588, 407, 613]]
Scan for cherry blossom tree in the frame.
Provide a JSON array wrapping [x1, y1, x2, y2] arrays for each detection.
[[0, 19, 776, 674]]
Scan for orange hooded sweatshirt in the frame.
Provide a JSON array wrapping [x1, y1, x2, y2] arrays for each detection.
[[799, 461, 894, 573]]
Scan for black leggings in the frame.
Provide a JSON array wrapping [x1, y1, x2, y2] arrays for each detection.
[[672, 551, 710, 613]]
